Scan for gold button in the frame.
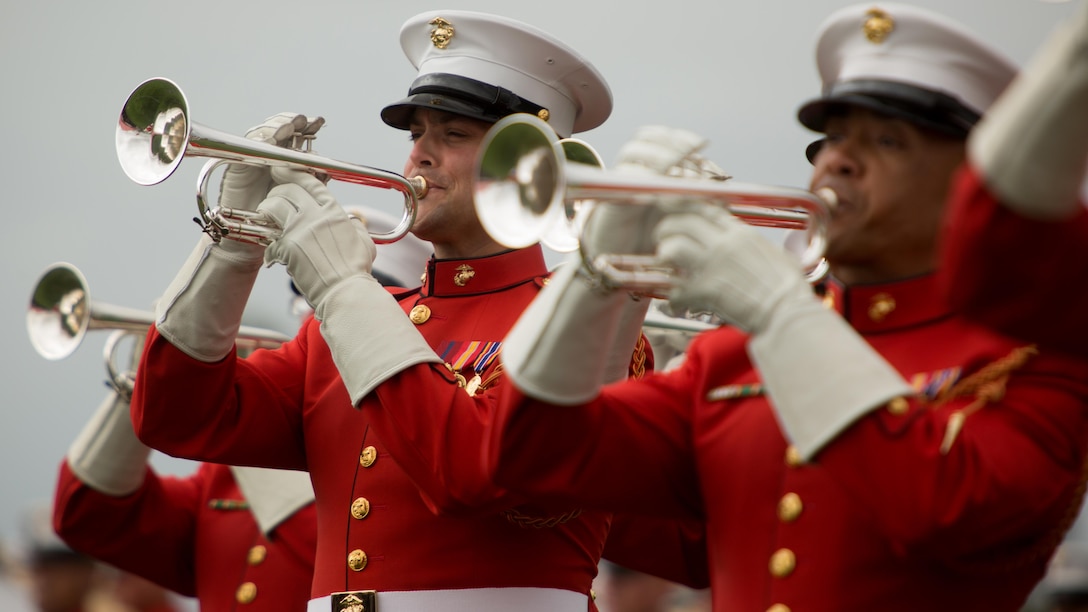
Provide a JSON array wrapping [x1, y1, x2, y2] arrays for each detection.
[[348, 549, 368, 572], [868, 292, 896, 322], [247, 545, 267, 566], [777, 493, 803, 523], [767, 605, 791, 612], [359, 445, 378, 468], [821, 292, 835, 310], [236, 581, 257, 604], [351, 497, 371, 520], [409, 304, 431, 325], [537, 108, 550, 122], [784, 445, 803, 468], [886, 396, 909, 415], [769, 548, 796, 578]]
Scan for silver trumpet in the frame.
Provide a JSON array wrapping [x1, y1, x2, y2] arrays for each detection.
[[102, 330, 142, 399], [27, 262, 290, 361], [115, 77, 427, 245], [474, 114, 833, 291]]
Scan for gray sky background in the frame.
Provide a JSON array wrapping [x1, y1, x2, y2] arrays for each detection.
[[0, 0, 1078, 562]]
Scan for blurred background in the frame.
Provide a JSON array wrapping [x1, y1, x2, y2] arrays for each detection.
[[1, 0, 1080, 609]]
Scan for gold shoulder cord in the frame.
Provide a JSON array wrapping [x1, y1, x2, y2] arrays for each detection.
[[630, 335, 648, 380], [934, 345, 1038, 454]]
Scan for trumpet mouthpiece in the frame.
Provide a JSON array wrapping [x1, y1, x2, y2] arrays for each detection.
[[816, 187, 838, 210], [412, 175, 429, 199]]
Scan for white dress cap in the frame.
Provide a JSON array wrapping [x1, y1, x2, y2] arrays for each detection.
[[382, 10, 612, 137], [798, 3, 1017, 135]]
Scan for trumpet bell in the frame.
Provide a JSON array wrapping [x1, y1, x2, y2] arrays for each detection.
[[115, 77, 424, 245], [476, 113, 565, 250], [539, 138, 603, 253], [474, 113, 831, 287], [116, 77, 191, 186], [27, 262, 291, 362], [27, 263, 152, 361], [475, 114, 606, 252]]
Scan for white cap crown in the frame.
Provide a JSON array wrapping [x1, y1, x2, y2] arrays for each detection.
[[383, 10, 612, 137]]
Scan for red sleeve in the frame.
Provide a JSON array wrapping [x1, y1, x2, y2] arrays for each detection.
[[602, 515, 708, 589], [52, 461, 203, 596], [485, 345, 706, 520], [365, 334, 658, 517], [940, 164, 1088, 357], [815, 346, 1088, 568], [131, 324, 309, 470]]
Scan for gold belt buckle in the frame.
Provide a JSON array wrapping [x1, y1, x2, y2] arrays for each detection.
[[331, 590, 377, 612]]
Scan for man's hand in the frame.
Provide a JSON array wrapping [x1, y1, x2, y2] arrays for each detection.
[[582, 126, 727, 283], [969, 0, 1088, 218], [655, 202, 812, 335], [260, 167, 377, 309], [219, 113, 324, 214]]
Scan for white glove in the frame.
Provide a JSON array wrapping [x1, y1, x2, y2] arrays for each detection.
[[260, 167, 440, 405], [219, 113, 321, 214], [155, 114, 321, 361], [613, 125, 728, 180], [503, 126, 719, 404], [969, 1, 1088, 219], [67, 332, 151, 497], [748, 298, 915, 461], [155, 234, 265, 361], [654, 203, 811, 334], [654, 204, 912, 459], [66, 391, 151, 497], [581, 125, 727, 288], [260, 166, 377, 309], [230, 466, 314, 535]]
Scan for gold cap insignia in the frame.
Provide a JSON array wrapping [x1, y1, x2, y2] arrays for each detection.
[[863, 8, 895, 43], [453, 264, 475, 287], [429, 17, 455, 49], [537, 108, 550, 122]]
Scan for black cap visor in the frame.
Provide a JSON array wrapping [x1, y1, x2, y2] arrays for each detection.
[[798, 79, 980, 139], [805, 139, 825, 164], [382, 73, 548, 132]]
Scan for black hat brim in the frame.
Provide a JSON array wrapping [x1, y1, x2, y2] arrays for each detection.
[[381, 73, 548, 132], [805, 139, 825, 164], [797, 79, 979, 139]]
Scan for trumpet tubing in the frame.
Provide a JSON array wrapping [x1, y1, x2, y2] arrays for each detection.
[[116, 77, 425, 245], [27, 263, 290, 361], [102, 330, 142, 398], [474, 114, 831, 288]]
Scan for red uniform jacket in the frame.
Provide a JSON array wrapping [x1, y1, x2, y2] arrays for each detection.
[[488, 273, 1088, 611], [940, 163, 1088, 357], [132, 246, 667, 603], [53, 461, 316, 611]]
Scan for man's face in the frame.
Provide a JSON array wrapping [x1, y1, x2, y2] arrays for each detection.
[[402, 108, 497, 254], [808, 107, 966, 285], [28, 558, 96, 612]]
